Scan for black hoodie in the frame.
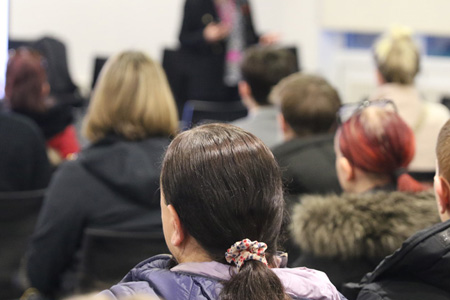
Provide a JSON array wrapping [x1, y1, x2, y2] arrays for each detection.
[[26, 134, 170, 297]]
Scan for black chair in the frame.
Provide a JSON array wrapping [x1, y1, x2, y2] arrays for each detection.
[[32, 36, 85, 107], [409, 171, 435, 184], [181, 100, 248, 130], [0, 189, 45, 300], [8, 39, 33, 50], [76, 229, 169, 293], [91, 57, 108, 90], [162, 48, 191, 116]]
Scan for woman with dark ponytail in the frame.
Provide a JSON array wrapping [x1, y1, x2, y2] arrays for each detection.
[[102, 123, 343, 300], [290, 101, 440, 295]]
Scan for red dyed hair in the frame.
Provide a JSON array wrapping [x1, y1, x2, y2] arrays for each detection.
[[338, 107, 426, 192], [5, 47, 48, 113]]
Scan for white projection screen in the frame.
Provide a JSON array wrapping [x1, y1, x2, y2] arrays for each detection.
[[0, 0, 9, 99]]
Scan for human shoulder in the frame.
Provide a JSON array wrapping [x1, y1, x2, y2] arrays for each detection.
[[0, 112, 43, 139], [104, 255, 222, 300], [290, 191, 438, 259], [272, 134, 334, 161], [273, 267, 343, 300], [424, 101, 450, 123]]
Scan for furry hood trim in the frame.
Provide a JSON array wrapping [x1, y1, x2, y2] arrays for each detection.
[[290, 191, 439, 259]]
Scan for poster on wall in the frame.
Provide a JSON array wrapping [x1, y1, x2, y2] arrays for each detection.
[[0, 0, 9, 100]]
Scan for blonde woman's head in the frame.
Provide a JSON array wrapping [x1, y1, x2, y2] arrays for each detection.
[[83, 51, 178, 142], [373, 26, 420, 85]]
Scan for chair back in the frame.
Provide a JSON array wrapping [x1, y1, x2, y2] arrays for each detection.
[[77, 228, 169, 293], [91, 57, 108, 90], [181, 100, 248, 130], [0, 189, 45, 300]]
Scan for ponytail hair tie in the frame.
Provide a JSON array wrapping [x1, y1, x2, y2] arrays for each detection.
[[225, 239, 268, 270]]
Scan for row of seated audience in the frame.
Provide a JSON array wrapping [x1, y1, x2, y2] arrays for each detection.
[[1, 25, 449, 300], [4, 47, 80, 166]]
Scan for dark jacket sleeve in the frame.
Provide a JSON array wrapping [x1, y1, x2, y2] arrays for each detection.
[[179, 0, 216, 51], [179, 0, 259, 52], [26, 161, 88, 296], [242, 1, 259, 46]]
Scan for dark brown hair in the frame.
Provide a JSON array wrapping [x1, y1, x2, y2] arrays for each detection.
[[160, 123, 288, 300], [271, 73, 341, 137], [241, 46, 297, 106], [5, 47, 48, 113]]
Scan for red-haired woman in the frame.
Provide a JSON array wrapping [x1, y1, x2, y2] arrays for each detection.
[[289, 100, 440, 294], [5, 47, 80, 165]]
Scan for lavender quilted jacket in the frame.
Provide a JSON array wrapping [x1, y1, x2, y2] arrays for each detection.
[[101, 254, 345, 300]]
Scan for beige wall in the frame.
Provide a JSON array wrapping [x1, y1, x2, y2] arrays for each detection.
[[9, 0, 450, 99], [321, 0, 450, 35], [9, 0, 320, 93]]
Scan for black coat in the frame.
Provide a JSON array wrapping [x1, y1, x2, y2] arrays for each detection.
[[177, 0, 258, 102], [0, 112, 51, 191], [352, 220, 450, 300], [272, 134, 341, 208], [26, 135, 170, 297], [290, 191, 440, 293]]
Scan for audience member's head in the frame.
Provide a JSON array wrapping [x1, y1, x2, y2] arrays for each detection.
[[270, 73, 341, 140], [5, 47, 50, 113], [83, 50, 178, 142], [239, 46, 297, 109], [373, 26, 420, 85], [160, 123, 287, 300], [336, 101, 425, 193], [434, 119, 450, 222]]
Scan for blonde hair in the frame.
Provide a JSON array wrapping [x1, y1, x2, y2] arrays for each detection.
[[374, 26, 420, 85], [83, 51, 178, 142]]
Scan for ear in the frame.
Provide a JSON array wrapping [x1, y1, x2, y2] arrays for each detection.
[[376, 69, 386, 85], [167, 204, 185, 247], [278, 113, 287, 134], [435, 176, 450, 215], [338, 156, 355, 181], [278, 113, 294, 141], [238, 81, 251, 98], [41, 82, 50, 98]]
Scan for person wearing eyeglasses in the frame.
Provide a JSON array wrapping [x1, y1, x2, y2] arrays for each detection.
[[289, 100, 439, 295], [351, 119, 450, 300], [370, 26, 450, 176]]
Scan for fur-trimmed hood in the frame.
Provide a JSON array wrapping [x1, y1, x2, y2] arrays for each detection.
[[290, 191, 440, 259]]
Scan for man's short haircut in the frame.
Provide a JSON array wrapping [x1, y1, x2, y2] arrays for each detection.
[[240, 46, 297, 106], [270, 73, 341, 137], [436, 120, 450, 182]]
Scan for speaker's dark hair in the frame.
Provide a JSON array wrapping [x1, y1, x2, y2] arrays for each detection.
[[160, 123, 288, 300]]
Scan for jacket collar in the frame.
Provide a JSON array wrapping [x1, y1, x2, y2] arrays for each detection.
[[363, 219, 450, 288], [291, 191, 440, 259]]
